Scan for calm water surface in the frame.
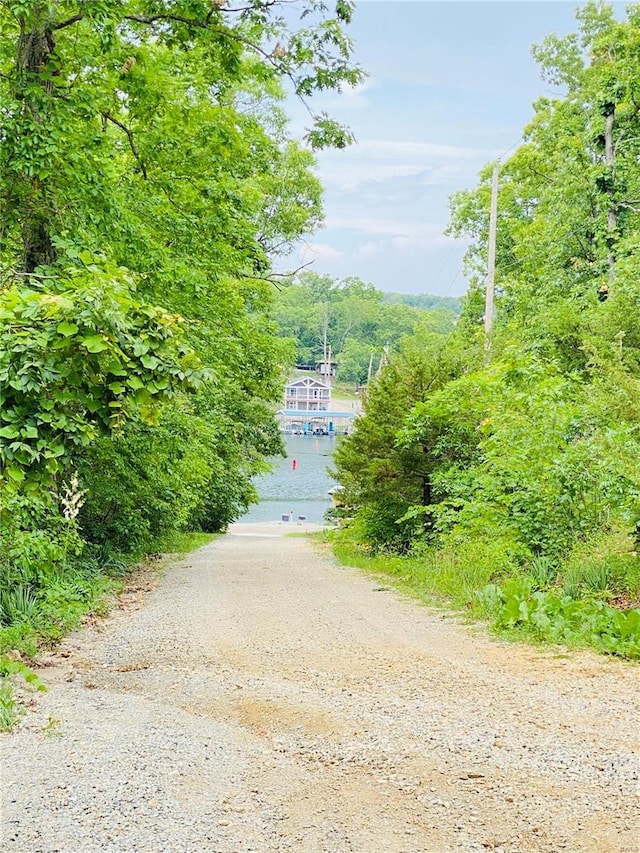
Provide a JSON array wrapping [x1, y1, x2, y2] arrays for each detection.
[[241, 434, 338, 524]]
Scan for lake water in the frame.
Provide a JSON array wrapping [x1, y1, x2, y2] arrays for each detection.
[[241, 434, 338, 525]]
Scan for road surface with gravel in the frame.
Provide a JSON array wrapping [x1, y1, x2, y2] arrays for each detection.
[[1, 522, 639, 853]]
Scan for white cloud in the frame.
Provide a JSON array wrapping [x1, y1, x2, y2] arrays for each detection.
[[357, 240, 384, 257], [356, 139, 493, 160], [299, 242, 345, 263], [316, 137, 495, 190], [319, 163, 425, 189], [326, 215, 455, 245], [341, 78, 377, 99], [418, 165, 465, 186], [391, 235, 453, 252]]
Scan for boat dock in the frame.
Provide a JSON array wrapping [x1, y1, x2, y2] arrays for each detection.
[[277, 409, 356, 435]]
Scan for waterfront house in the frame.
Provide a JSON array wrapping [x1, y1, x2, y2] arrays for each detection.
[[284, 376, 331, 412], [315, 360, 338, 379], [278, 376, 355, 435]]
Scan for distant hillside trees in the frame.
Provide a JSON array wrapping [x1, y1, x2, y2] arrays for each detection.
[[273, 272, 457, 382], [383, 292, 461, 315]]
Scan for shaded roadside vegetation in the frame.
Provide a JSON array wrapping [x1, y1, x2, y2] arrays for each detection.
[[0, 531, 215, 732], [0, 0, 364, 719], [331, 2, 640, 660], [330, 530, 640, 660]]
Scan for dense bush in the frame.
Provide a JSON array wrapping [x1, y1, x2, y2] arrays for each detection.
[[330, 4, 640, 658], [0, 0, 363, 714]]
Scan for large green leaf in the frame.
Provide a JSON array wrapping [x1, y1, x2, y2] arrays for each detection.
[[57, 322, 78, 337], [81, 335, 109, 354]]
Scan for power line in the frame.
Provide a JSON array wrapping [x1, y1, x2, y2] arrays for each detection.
[[426, 237, 465, 292], [497, 138, 522, 162], [439, 266, 463, 300], [421, 262, 464, 313]]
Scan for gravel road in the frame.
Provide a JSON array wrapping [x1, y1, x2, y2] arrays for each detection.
[[1, 522, 639, 853]]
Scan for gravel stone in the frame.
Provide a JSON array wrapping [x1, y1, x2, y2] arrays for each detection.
[[1, 521, 638, 853]]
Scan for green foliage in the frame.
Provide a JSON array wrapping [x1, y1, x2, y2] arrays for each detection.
[[333, 325, 478, 549], [0, 679, 22, 732], [1, 494, 78, 591], [272, 271, 457, 375], [77, 410, 211, 553], [0, 263, 200, 490], [336, 338, 377, 384], [449, 2, 640, 334], [0, 585, 39, 625], [477, 580, 640, 659], [382, 292, 461, 316], [0, 656, 47, 732], [0, 0, 365, 674], [528, 556, 557, 588], [351, 498, 419, 554], [331, 526, 512, 609], [403, 353, 617, 560], [76, 399, 276, 551], [0, 494, 121, 650], [156, 531, 217, 556], [0, 657, 47, 692], [329, 4, 640, 659], [331, 527, 640, 660]]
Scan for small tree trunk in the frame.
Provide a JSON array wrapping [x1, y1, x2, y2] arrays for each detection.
[[16, 14, 57, 272], [421, 445, 432, 507], [422, 477, 432, 507], [604, 106, 616, 278], [22, 217, 56, 273]]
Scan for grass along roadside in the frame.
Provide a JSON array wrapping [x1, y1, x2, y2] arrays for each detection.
[[0, 531, 216, 731], [326, 528, 640, 661]]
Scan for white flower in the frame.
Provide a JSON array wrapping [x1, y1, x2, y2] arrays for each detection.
[[57, 474, 86, 521]]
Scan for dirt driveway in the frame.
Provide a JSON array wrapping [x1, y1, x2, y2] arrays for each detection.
[[1, 522, 638, 853]]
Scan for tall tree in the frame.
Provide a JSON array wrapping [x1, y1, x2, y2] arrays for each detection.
[[334, 2, 640, 589], [0, 0, 364, 543], [449, 1, 640, 338]]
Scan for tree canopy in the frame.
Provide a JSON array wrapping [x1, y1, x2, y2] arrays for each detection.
[[272, 271, 458, 382], [0, 0, 364, 651], [332, 1, 640, 656]]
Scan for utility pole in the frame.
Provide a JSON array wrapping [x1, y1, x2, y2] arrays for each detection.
[[322, 323, 327, 377], [377, 343, 390, 376], [484, 162, 499, 359]]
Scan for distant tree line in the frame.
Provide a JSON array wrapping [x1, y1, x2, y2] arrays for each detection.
[[382, 292, 461, 315], [273, 272, 457, 384]]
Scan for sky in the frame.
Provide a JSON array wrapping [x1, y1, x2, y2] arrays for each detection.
[[281, 1, 619, 296]]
